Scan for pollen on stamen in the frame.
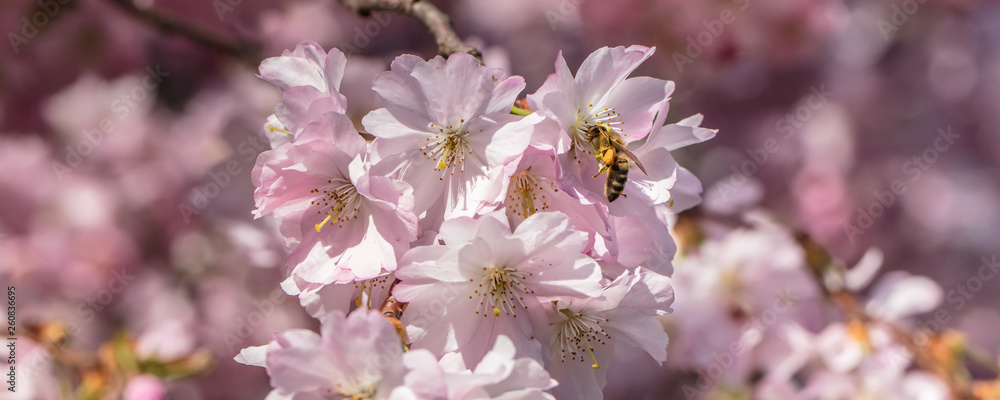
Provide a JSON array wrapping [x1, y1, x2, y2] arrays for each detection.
[[474, 265, 532, 318], [556, 309, 611, 369], [311, 178, 363, 233]]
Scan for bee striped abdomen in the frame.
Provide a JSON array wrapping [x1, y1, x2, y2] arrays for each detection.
[[605, 154, 629, 202]]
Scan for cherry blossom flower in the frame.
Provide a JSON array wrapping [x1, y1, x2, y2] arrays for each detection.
[[237, 309, 449, 400], [281, 273, 394, 321], [258, 41, 351, 150], [543, 267, 674, 400], [595, 203, 678, 277], [667, 214, 820, 383], [839, 250, 945, 324], [252, 110, 417, 284], [811, 253, 945, 378], [363, 52, 543, 226], [393, 211, 604, 366], [606, 114, 717, 215], [814, 321, 911, 375], [527, 46, 671, 153], [258, 41, 347, 96], [801, 369, 950, 400], [477, 144, 611, 245], [526, 46, 674, 202], [123, 375, 167, 400], [556, 109, 715, 214], [440, 335, 558, 400]]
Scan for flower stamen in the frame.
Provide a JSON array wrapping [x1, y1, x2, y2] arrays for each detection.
[[269, 125, 293, 135], [421, 127, 471, 175], [330, 375, 377, 400], [507, 170, 551, 221], [473, 265, 532, 317], [556, 308, 611, 369], [353, 275, 391, 309], [572, 105, 626, 156], [311, 178, 362, 232]]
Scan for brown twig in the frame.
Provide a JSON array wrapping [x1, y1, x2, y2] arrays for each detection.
[[339, 0, 482, 60], [794, 237, 980, 400], [103, 0, 261, 67], [380, 279, 410, 348]]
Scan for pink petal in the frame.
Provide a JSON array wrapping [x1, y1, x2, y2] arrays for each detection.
[[574, 45, 655, 105]]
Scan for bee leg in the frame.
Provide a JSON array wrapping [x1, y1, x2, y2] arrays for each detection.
[[592, 163, 610, 178], [592, 149, 614, 178]]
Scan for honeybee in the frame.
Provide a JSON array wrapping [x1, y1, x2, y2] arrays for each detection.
[[585, 123, 647, 202]]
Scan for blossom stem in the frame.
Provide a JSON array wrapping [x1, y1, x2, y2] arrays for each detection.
[[380, 280, 410, 349], [103, 0, 261, 66], [510, 105, 532, 116], [338, 0, 482, 60], [794, 233, 978, 399]]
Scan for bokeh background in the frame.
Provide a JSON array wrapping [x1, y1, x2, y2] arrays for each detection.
[[2, 0, 998, 398]]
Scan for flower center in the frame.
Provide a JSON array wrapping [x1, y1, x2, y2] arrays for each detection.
[[310, 178, 363, 232], [555, 308, 609, 369], [353, 275, 392, 309], [330, 377, 377, 400], [472, 265, 533, 317], [421, 123, 471, 175], [847, 319, 873, 353], [573, 104, 624, 151], [567, 104, 626, 166], [506, 170, 553, 221], [719, 269, 754, 319]]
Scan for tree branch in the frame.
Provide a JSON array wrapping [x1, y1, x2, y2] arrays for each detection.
[[103, 0, 261, 67], [339, 0, 482, 60]]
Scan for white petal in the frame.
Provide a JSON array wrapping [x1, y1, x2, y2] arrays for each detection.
[[866, 271, 943, 321], [575, 45, 655, 105], [844, 247, 884, 291], [234, 345, 269, 367]]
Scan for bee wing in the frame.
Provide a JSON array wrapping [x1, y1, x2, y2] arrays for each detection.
[[615, 144, 647, 175]]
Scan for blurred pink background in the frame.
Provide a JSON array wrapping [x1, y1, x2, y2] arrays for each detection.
[[2, 0, 998, 398]]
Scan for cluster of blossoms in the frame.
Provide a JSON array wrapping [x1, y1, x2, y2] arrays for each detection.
[[662, 211, 993, 400], [238, 41, 715, 399]]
